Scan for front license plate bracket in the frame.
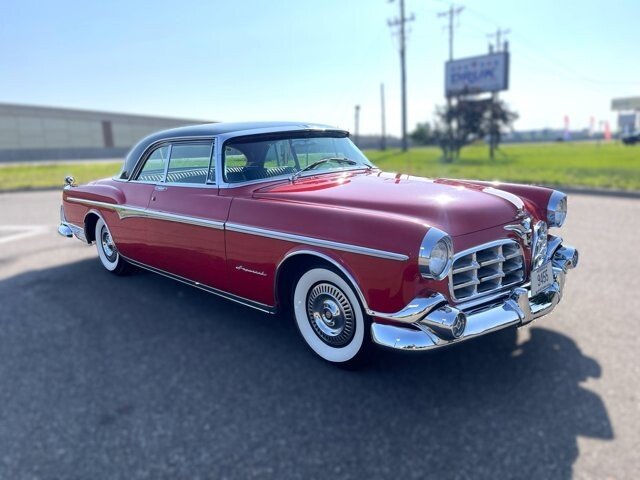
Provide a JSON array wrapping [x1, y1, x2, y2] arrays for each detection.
[[531, 262, 554, 297]]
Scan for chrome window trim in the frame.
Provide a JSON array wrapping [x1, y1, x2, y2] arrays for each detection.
[[121, 254, 275, 314], [130, 135, 217, 182], [163, 140, 216, 187], [448, 238, 526, 304], [226, 223, 409, 262], [130, 142, 172, 183]]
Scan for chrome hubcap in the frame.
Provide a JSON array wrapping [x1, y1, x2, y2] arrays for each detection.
[[307, 282, 355, 347], [101, 226, 117, 262]]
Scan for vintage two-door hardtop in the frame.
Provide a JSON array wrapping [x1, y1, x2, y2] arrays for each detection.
[[58, 121, 579, 365]]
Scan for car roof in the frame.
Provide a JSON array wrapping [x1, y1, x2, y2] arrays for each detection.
[[120, 121, 348, 179]]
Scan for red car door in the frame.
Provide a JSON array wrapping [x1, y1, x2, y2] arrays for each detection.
[[143, 141, 231, 292], [107, 144, 169, 265]]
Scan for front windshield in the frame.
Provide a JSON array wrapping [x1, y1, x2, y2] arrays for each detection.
[[223, 134, 375, 184]]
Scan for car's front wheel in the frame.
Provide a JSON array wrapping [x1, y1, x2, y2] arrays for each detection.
[[292, 267, 371, 366], [95, 218, 130, 275]]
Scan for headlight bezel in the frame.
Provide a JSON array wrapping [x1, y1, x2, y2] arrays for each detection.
[[419, 228, 453, 280], [547, 190, 568, 228]]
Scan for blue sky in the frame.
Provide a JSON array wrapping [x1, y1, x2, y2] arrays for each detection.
[[1, 0, 638, 136]]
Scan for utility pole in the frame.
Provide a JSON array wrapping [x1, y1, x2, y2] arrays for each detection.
[[487, 27, 511, 53], [438, 4, 464, 61], [380, 83, 387, 150], [388, 0, 414, 152], [487, 28, 510, 160], [354, 104, 361, 145], [438, 4, 464, 161]]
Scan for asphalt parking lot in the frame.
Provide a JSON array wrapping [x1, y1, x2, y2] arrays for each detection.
[[0, 189, 638, 480]]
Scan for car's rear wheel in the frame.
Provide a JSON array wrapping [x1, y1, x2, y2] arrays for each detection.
[[292, 267, 371, 366], [95, 218, 129, 275]]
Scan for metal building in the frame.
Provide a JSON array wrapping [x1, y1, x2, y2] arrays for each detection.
[[0, 103, 212, 162]]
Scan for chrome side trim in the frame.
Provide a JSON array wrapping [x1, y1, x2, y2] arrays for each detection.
[[67, 197, 224, 230], [121, 255, 275, 314], [227, 223, 409, 262]]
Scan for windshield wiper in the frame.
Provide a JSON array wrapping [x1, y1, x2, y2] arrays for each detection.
[[290, 157, 371, 182]]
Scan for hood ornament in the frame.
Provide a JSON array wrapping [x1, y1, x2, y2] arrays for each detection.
[[504, 216, 532, 245]]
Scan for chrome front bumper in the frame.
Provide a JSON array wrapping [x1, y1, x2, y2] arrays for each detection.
[[58, 206, 87, 242], [371, 241, 579, 352]]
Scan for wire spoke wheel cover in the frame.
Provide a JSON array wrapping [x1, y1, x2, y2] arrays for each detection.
[[306, 282, 355, 347], [293, 268, 365, 363]]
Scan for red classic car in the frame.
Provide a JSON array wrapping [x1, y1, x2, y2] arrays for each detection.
[[58, 122, 579, 366]]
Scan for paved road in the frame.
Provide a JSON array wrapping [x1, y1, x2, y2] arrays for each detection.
[[0, 190, 638, 480]]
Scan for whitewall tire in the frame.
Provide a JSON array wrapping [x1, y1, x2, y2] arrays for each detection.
[[293, 267, 369, 364], [95, 218, 129, 275]]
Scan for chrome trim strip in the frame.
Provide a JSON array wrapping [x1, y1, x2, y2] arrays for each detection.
[[227, 223, 409, 262], [67, 198, 224, 230], [68, 197, 401, 260], [121, 255, 275, 314]]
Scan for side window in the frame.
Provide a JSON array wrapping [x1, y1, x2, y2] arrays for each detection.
[[166, 142, 214, 185], [136, 145, 169, 182], [224, 146, 248, 183]]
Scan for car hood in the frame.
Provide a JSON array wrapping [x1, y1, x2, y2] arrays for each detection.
[[253, 171, 526, 236]]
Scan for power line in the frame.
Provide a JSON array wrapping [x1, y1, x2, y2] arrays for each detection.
[[388, 0, 415, 152]]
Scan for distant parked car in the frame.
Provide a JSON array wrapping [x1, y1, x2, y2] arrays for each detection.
[[58, 121, 579, 366], [621, 131, 640, 145]]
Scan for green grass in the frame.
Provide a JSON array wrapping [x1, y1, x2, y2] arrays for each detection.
[[0, 161, 121, 191], [0, 142, 638, 191], [365, 142, 640, 190]]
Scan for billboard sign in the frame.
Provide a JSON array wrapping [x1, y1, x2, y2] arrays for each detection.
[[611, 97, 640, 111], [445, 52, 509, 96]]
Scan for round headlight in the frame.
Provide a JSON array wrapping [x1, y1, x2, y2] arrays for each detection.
[[419, 228, 453, 280], [429, 240, 450, 277], [547, 191, 568, 227]]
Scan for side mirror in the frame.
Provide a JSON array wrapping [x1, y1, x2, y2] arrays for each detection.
[[64, 176, 76, 187]]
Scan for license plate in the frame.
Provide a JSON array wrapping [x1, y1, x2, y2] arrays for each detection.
[[531, 262, 554, 297]]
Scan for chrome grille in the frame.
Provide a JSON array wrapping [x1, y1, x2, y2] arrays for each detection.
[[450, 240, 525, 302]]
